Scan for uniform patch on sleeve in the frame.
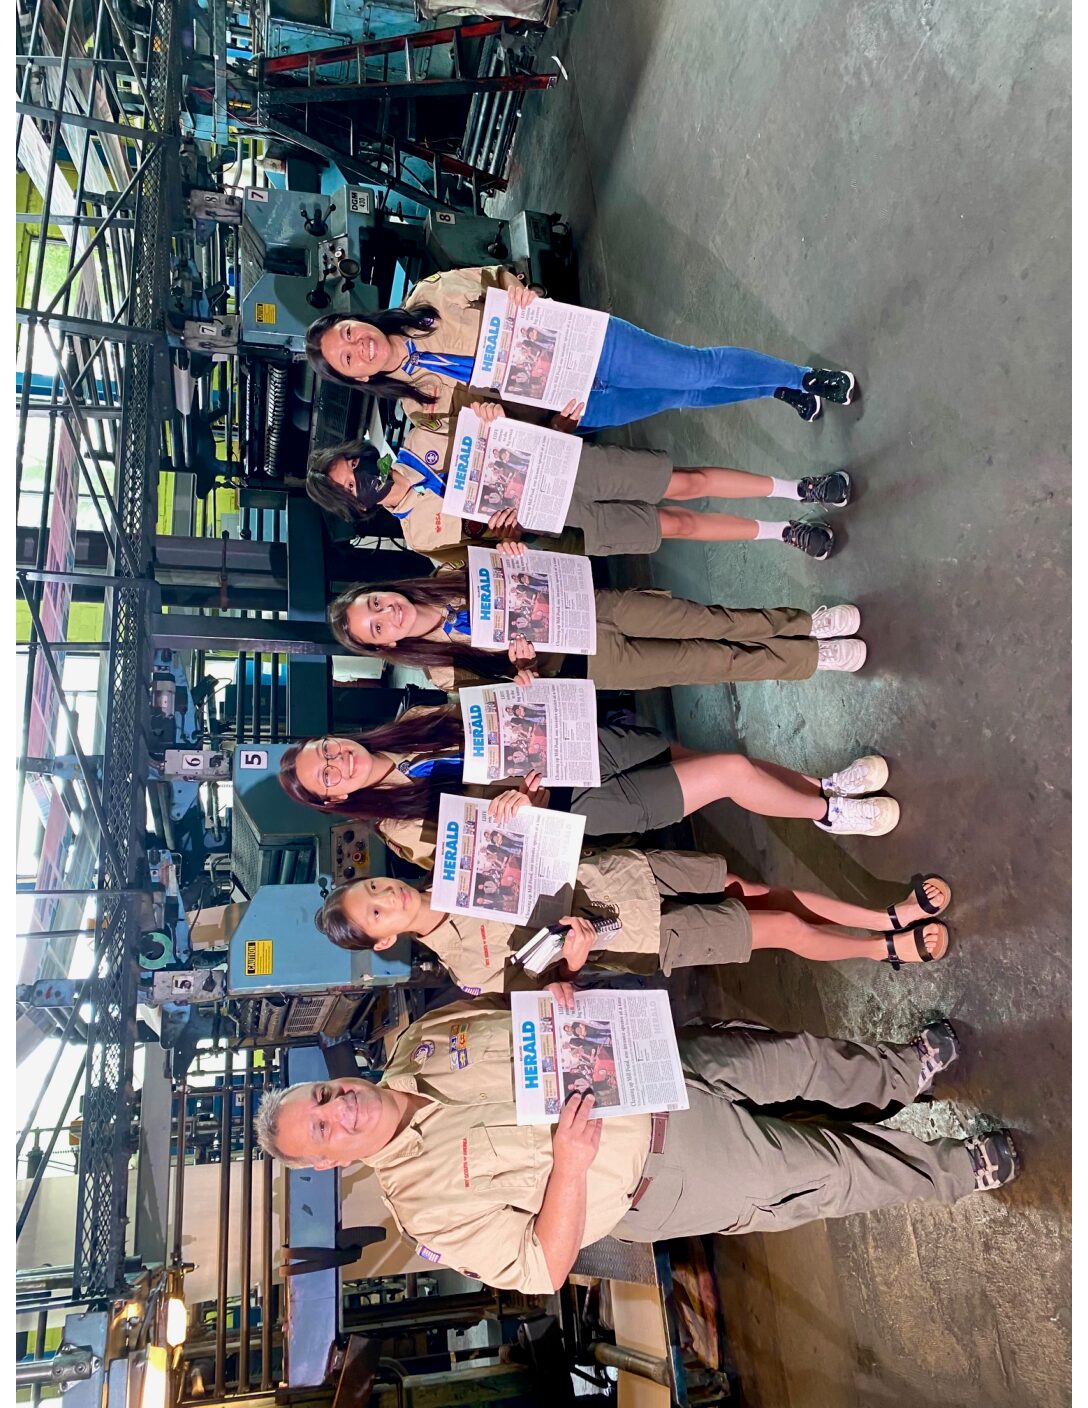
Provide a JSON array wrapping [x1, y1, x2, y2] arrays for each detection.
[[411, 1040, 435, 1063], [416, 1244, 442, 1263], [423, 273, 442, 284], [424, 448, 440, 465], [459, 985, 482, 996]]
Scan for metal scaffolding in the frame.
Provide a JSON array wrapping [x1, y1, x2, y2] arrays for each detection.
[[15, 0, 181, 1304]]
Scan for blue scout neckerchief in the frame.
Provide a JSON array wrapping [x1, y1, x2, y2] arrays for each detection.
[[389, 446, 447, 520], [397, 755, 464, 781], [402, 339, 474, 383], [442, 607, 470, 637]]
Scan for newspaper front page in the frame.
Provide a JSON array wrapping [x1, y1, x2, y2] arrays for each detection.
[[441, 407, 583, 534], [431, 793, 587, 924], [511, 990, 690, 1124], [458, 680, 601, 787], [467, 546, 597, 656], [470, 289, 610, 410]]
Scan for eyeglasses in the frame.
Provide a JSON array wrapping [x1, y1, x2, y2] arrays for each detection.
[[318, 738, 344, 793]]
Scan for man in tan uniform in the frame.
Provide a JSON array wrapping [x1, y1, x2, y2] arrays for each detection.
[[255, 998, 1019, 1293]]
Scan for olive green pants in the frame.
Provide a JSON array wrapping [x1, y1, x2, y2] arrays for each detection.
[[590, 589, 818, 690], [616, 1024, 976, 1240]]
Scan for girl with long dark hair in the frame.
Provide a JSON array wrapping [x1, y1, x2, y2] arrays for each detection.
[[313, 855, 953, 997], [278, 704, 900, 868], [303, 264, 856, 430], [325, 562, 867, 693], [307, 407, 850, 563]]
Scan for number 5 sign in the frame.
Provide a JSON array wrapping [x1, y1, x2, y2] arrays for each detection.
[[237, 749, 268, 770]]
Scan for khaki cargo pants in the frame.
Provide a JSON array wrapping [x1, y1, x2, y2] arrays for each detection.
[[616, 1024, 976, 1240], [590, 589, 818, 690]]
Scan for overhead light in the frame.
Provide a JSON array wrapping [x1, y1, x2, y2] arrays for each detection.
[[138, 1346, 168, 1408], [165, 1297, 188, 1348]]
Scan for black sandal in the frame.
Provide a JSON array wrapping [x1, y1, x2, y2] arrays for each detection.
[[882, 921, 951, 970], [887, 873, 951, 931]]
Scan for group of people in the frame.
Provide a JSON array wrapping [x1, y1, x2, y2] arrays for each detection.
[[255, 266, 1020, 1295]]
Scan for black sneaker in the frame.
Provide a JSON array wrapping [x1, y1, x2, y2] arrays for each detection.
[[802, 368, 857, 405], [782, 520, 833, 560], [910, 1019, 960, 1094], [774, 386, 823, 422], [965, 1130, 1021, 1192], [798, 470, 852, 506]]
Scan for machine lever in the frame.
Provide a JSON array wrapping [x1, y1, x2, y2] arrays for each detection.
[[300, 202, 336, 238]]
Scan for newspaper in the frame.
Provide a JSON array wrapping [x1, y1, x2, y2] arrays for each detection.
[[459, 680, 601, 787], [511, 990, 690, 1123], [441, 406, 583, 534], [470, 288, 610, 410], [431, 793, 587, 923], [467, 546, 597, 656]]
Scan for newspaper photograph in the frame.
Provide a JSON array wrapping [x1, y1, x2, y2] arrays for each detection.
[[441, 407, 583, 534], [431, 793, 587, 924], [467, 545, 597, 656], [470, 288, 610, 410], [458, 679, 602, 788], [511, 989, 690, 1124]]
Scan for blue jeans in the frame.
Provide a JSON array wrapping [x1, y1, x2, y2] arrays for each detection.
[[582, 317, 811, 430]]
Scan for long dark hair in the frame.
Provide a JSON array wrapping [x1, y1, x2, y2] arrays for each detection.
[[316, 881, 380, 950], [327, 572, 513, 682], [305, 305, 440, 404], [279, 706, 465, 823], [306, 438, 391, 523]]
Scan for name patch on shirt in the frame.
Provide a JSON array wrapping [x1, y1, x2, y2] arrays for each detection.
[[417, 1244, 442, 1263], [461, 1136, 471, 1187]]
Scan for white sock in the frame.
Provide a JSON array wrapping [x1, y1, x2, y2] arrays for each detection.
[[754, 520, 792, 541], [768, 476, 802, 500]]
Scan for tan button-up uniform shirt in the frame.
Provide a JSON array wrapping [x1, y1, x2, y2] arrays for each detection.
[[364, 999, 651, 1291], [362, 705, 499, 868], [422, 849, 664, 995], [400, 266, 522, 431], [392, 414, 585, 567]]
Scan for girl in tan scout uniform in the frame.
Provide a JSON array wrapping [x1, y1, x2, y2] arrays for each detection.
[[277, 707, 901, 854], [303, 264, 857, 428], [305, 400, 852, 563], [326, 563, 868, 690], [314, 852, 955, 995]]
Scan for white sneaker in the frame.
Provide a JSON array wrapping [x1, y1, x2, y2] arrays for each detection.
[[816, 638, 867, 672], [810, 603, 861, 639], [824, 755, 889, 796], [816, 794, 900, 836]]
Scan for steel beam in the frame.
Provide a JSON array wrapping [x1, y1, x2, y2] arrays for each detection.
[[268, 73, 556, 105], [16, 102, 165, 143], [16, 308, 161, 343]]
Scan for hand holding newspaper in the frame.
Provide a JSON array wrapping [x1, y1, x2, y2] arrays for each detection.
[[442, 407, 583, 534], [431, 793, 586, 924], [459, 679, 601, 787], [467, 545, 597, 656], [470, 288, 609, 410], [511, 989, 690, 1123]]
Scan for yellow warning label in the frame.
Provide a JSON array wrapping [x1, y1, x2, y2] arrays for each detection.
[[255, 302, 277, 325], [244, 939, 274, 977]]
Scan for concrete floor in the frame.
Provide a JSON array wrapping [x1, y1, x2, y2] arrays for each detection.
[[490, 2, 1071, 1404]]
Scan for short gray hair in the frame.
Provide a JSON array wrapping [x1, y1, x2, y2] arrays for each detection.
[[254, 1085, 315, 1169]]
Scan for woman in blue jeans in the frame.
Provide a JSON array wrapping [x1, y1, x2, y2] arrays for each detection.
[[304, 266, 856, 430]]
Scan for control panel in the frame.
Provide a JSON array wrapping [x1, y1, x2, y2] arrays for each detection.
[[330, 822, 370, 885]]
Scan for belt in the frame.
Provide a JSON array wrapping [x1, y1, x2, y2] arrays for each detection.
[[627, 1111, 669, 1211]]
